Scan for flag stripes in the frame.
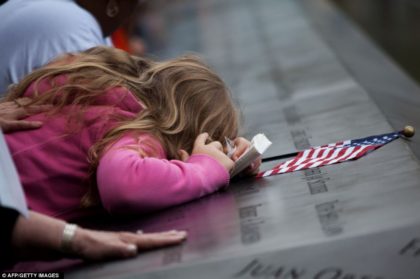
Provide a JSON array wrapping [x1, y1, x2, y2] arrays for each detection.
[[257, 132, 400, 178]]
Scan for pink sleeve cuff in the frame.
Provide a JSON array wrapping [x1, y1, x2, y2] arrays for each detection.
[[96, 136, 231, 215], [186, 154, 230, 188]]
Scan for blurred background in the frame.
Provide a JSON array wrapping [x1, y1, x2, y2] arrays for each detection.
[[1, 0, 417, 84], [112, 0, 420, 85], [331, 0, 420, 85]]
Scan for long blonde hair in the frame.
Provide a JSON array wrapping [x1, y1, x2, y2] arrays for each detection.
[[6, 46, 240, 206]]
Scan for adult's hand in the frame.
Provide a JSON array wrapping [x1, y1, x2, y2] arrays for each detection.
[[72, 228, 187, 260], [0, 98, 51, 132], [12, 211, 187, 261]]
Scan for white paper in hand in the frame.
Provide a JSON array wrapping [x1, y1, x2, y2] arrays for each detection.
[[0, 131, 28, 216], [230, 133, 272, 177]]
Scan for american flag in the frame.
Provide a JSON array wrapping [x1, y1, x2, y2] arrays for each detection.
[[257, 132, 401, 178]]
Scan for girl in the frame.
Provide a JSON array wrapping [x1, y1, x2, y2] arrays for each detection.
[[4, 46, 260, 221]]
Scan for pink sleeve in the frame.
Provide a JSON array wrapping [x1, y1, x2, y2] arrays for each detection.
[[96, 134, 230, 215]]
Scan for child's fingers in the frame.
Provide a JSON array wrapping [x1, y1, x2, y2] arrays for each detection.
[[178, 149, 190, 162], [232, 137, 251, 160], [242, 158, 262, 176], [208, 140, 223, 151], [232, 144, 248, 161], [233, 137, 249, 146], [249, 159, 261, 174], [194, 132, 209, 147]]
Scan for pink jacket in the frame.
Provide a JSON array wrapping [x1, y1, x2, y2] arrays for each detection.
[[5, 77, 229, 221]]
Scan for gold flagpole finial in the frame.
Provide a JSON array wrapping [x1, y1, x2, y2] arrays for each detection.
[[402, 125, 415, 138]]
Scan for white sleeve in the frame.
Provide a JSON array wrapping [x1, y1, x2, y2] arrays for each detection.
[[0, 132, 28, 217]]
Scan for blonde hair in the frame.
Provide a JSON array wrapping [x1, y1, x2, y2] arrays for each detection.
[[6, 46, 240, 206]]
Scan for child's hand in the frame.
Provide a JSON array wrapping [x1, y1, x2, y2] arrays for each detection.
[[232, 137, 262, 176], [191, 133, 234, 172]]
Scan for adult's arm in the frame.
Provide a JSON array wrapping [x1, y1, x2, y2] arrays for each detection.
[[0, 207, 19, 269], [10, 210, 186, 262]]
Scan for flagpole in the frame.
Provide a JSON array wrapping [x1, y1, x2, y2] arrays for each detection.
[[262, 152, 298, 163], [261, 126, 415, 163]]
